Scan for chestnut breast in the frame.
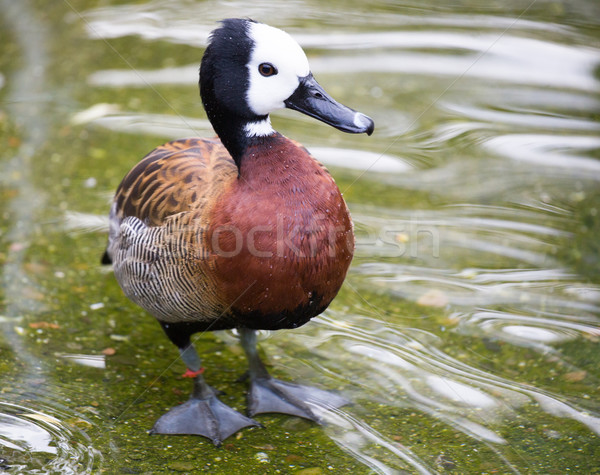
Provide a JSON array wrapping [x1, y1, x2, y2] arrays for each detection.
[[208, 134, 354, 329]]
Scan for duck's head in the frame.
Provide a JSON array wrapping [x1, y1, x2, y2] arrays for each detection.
[[200, 19, 374, 160]]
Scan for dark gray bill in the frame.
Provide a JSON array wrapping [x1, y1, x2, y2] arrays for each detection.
[[284, 73, 374, 135]]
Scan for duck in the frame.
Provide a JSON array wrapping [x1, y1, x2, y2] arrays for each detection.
[[102, 18, 374, 446]]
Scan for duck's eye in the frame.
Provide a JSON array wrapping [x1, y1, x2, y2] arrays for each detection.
[[258, 62, 278, 77]]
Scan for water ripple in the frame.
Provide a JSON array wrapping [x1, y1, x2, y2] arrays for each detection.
[[324, 409, 434, 475], [300, 314, 525, 441], [0, 401, 98, 473], [351, 203, 570, 267], [354, 262, 600, 314], [484, 134, 600, 175], [457, 309, 600, 348], [71, 105, 212, 138], [442, 102, 600, 132], [293, 311, 600, 449]]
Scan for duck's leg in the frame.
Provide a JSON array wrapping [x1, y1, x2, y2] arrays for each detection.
[[151, 325, 259, 445], [239, 327, 349, 421]]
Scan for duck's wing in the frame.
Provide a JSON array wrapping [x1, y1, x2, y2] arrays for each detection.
[[103, 137, 237, 263], [114, 137, 236, 227], [101, 137, 238, 325]]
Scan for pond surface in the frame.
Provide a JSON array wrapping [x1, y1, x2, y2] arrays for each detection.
[[1, 0, 599, 473]]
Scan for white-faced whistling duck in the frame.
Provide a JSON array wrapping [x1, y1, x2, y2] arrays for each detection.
[[102, 18, 374, 445]]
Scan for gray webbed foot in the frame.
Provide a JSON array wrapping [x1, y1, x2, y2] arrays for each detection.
[[248, 376, 349, 421], [151, 389, 259, 445], [239, 327, 350, 422]]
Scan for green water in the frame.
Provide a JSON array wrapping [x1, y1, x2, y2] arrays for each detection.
[[1, 0, 599, 473]]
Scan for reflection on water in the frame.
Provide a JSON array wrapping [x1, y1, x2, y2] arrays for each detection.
[[0, 405, 60, 455], [81, 1, 599, 93], [485, 134, 600, 174], [73, 107, 213, 140], [0, 401, 98, 473], [58, 353, 107, 369], [1, 0, 599, 472]]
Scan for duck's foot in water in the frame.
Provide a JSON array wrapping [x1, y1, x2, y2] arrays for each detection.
[[150, 376, 259, 445], [238, 327, 350, 421], [247, 376, 349, 421], [238, 328, 350, 423]]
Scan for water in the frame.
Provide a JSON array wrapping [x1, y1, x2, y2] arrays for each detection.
[[1, 0, 599, 472]]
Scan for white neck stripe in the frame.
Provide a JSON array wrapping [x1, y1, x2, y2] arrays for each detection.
[[244, 118, 275, 137]]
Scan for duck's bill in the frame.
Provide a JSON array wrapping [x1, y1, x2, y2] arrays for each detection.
[[284, 73, 374, 136]]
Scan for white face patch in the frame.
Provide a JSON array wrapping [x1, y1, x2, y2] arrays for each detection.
[[246, 22, 310, 118]]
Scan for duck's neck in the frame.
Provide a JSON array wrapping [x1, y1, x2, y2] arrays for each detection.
[[213, 116, 276, 167], [201, 82, 275, 167]]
